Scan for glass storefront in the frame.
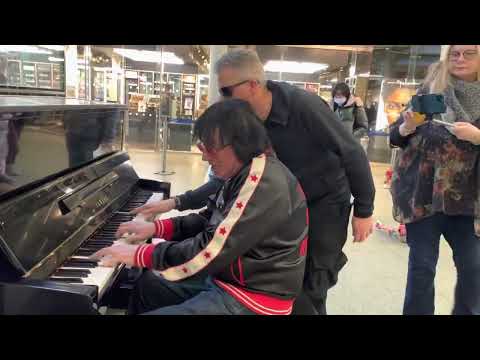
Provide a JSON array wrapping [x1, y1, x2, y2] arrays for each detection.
[[0, 45, 442, 161], [0, 45, 65, 94]]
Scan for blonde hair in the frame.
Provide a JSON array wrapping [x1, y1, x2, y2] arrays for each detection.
[[425, 45, 480, 93]]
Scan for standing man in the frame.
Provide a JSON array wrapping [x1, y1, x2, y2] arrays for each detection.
[[133, 49, 376, 315]]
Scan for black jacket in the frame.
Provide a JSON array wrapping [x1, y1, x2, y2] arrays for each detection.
[[177, 81, 375, 218], [264, 81, 374, 217], [151, 154, 308, 300], [331, 96, 369, 139]]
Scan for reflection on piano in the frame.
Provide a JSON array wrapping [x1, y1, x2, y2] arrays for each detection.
[[0, 97, 170, 314]]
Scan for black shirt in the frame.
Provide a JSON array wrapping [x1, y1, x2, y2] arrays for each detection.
[[263, 81, 375, 217]]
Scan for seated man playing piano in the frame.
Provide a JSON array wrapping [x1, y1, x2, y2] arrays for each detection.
[[92, 99, 309, 315]]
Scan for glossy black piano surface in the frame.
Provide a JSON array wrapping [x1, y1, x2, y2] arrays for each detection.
[[0, 97, 170, 314]]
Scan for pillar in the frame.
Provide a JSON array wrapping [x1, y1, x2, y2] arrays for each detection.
[[64, 45, 78, 98], [208, 45, 229, 105]]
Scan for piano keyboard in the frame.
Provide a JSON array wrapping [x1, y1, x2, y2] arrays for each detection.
[[49, 188, 164, 298]]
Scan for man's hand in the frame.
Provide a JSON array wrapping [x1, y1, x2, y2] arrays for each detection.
[[352, 216, 374, 243], [90, 243, 139, 267], [116, 220, 156, 243], [452, 122, 480, 145], [130, 198, 176, 218]]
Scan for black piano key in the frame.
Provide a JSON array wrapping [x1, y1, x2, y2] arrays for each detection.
[[62, 261, 97, 269], [86, 243, 114, 248], [68, 257, 98, 264], [85, 241, 113, 246], [50, 277, 84, 283], [75, 249, 96, 257], [79, 247, 103, 252], [86, 238, 111, 242], [95, 236, 116, 241], [55, 269, 91, 278]]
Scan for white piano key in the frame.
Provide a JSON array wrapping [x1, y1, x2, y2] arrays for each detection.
[[53, 191, 165, 295]]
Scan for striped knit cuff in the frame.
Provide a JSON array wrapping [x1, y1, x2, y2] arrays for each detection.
[[134, 244, 156, 269], [153, 219, 174, 240]]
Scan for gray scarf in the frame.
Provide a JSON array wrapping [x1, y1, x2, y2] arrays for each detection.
[[443, 78, 480, 123]]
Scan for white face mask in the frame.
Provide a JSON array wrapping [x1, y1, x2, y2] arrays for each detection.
[[334, 97, 346, 105]]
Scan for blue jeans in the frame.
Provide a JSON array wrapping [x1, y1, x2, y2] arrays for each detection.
[[128, 271, 255, 315], [404, 213, 480, 315]]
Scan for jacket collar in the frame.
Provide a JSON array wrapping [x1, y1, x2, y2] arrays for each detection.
[[265, 80, 291, 127]]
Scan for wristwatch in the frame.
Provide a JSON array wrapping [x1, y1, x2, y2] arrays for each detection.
[[173, 196, 181, 210]]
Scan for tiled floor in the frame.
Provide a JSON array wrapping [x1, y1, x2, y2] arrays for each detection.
[[125, 149, 457, 315]]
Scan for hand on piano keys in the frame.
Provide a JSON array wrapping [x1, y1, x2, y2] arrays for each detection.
[[90, 243, 139, 268], [115, 219, 156, 244], [129, 197, 176, 220], [90, 220, 156, 267]]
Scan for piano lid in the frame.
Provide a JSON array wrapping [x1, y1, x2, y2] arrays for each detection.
[[0, 152, 139, 277], [0, 100, 126, 200], [0, 95, 128, 112]]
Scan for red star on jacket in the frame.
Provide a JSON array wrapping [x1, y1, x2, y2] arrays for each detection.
[[204, 251, 211, 259], [182, 267, 188, 273], [250, 174, 258, 182], [236, 202, 243, 209], [219, 227, 227, 235]]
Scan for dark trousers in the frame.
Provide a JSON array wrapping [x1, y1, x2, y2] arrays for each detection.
[[65, 136, 96, 168], [128, 271, 255, 315], [404, 213, 480, 315], [292, 201, 352, 315]]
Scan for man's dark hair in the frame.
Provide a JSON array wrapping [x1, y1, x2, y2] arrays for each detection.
[[332, 82, 351, 98], [193, 99, 271, 164]]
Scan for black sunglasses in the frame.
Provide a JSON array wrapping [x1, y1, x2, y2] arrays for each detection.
[[219, 80, 250, 97]]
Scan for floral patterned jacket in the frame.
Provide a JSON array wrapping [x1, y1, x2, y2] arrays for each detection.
[[389, 107, 480, 235]]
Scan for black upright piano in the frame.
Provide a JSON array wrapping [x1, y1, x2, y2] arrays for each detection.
[[0, 96, 170, 314]]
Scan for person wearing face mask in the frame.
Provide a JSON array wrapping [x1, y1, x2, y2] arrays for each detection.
[[331, 82, 369, 140], [390, 45, 480, 315]]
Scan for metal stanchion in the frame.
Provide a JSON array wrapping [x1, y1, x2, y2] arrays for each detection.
[[390, 148, 399, 168], [360, 136, 370, 154], [154, 114, 175, 176]]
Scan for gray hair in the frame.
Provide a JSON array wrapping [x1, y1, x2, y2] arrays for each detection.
[[214, 49, 266, 86]]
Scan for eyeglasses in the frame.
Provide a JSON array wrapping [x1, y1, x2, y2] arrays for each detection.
[[448, 50, 478, 61], [197, 141, 230, 154], [219, 80, 250, 97], [386, 102, 408, 111]]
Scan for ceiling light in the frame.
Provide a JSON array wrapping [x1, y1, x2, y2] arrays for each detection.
[[38, 45, 65, 52], [48, 57, 64, 62], [0, 45, 52, 54], [113, 48, 184, 64], [264, 60, 328, 74]]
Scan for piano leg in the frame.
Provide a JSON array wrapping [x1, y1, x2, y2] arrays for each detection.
[[99, 266, 144, 310]]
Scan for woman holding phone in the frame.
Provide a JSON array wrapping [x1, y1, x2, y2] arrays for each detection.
[[389, 45, 480, 315]]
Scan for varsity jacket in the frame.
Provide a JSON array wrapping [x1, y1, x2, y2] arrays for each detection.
[[134, 154, 309, 315]]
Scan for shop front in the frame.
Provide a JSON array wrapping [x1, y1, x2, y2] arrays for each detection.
[[0, 45, 442, 161], [0, 45, 65, 95]]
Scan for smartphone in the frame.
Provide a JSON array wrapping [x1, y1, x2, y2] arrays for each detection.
[[411, 94, 447, 115], [432, 119, 454, 128]]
